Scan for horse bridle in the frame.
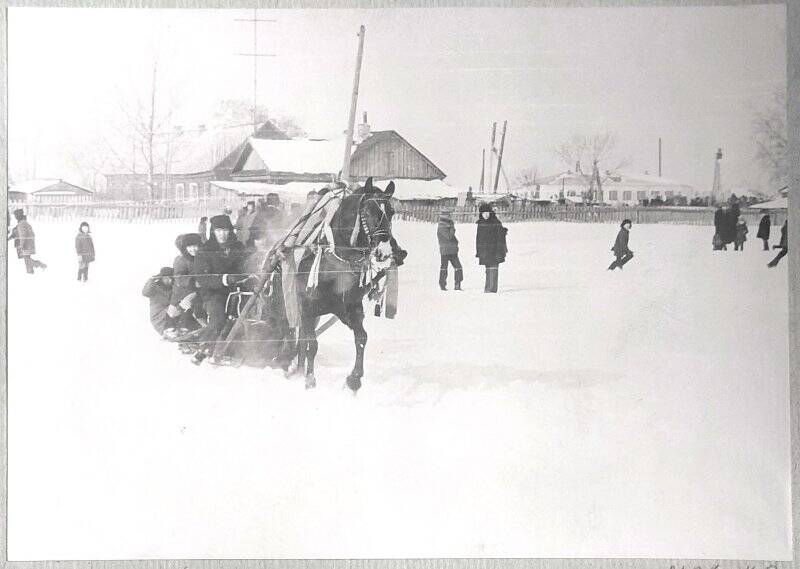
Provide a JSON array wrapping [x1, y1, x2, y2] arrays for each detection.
[[358, 196, 391, 245]]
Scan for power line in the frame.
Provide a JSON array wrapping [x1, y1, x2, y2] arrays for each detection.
[[235, 8, 277, 135]]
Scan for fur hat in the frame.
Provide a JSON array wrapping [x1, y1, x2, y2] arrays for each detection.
[[621, 219, 632, 228], [210, 214, 234, 231], [266, 193, 281, 206], [13, 209, 25, 221], [158, 266, 174, 278], [478, 202, 494, 214]]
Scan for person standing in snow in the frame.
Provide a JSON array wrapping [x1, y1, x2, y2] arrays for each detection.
[[757, 212, 771, 251], [234, 201, 258, 248], [608, 219, 634, 271], [142, 267, 177, 336], [734, 218, 748, 251], [767, 220, 788, 268], [713, 204, 727, 251], [437, 208, 463, 291], [75, 221, 95, 281], [8, 209, 46, 274], [475, 203, 507, 293]]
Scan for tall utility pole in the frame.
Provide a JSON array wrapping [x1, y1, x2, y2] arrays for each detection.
[[658, 137, 662, 177], [711, 148, 723, 204], [341, 25, 366, 184], [488, 122, 497, 195], [493, 120, 507, 194], [235, 9, 276, 134], [479, 149, 486, 194]]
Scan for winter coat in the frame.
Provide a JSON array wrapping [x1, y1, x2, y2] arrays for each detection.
[[612, 228, 631, 257], [194, 234, 247, 299], [250, 205, 286, 247], [75, 232, 95, 262], [735, 222, 748, 244], [713, 208, 725, 232], [142, 277, 174, 334], [171, 234, 199, 307], [778, 221, 788, 249], [437, 217, 459, 256], [235, 209, 258, 245], [198, 220, 209, 243], [476, 210, 508, 266], [9, 219, 35, 258], [757, 215, 771, 240], [723, 207, 740, 244]]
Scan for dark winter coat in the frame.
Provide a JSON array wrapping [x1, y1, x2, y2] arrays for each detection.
[[75, 232, 95, 262], [757, 215, 771, 240], [9, 219, 35, 257], [171, 234, 201, 307], [437, 217, 459, 256], [778, 221, 788, 249], [194, 234, 247, 298], [713, 208, 725, 232], [735, 222, 748, 244], [142, 276, 174, 334], [612, 228, 631, 257], [722, 205, 740, 244], [198, 220, 209, 243], [475, 207, 508, 266]]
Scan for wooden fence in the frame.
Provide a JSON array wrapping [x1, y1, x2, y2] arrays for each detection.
[[8, 199, 788, 227], [395, 203, 788, 227], [7, 199, 240, 223]]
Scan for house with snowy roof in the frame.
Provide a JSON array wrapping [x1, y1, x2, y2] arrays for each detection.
[[9, 179, 94, 204], [102, 114, 459, 206], [522, 165, 695, 206]]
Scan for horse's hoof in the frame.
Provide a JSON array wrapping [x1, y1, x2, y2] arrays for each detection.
[[305, 375, 316, 389], [346, 374, 362, 393]]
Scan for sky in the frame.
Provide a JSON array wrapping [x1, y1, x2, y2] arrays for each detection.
[[7, 5, 787, 193]]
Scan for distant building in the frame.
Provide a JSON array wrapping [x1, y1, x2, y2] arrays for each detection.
[[8, 179, 94, 204], [521, 169, 696, 206]]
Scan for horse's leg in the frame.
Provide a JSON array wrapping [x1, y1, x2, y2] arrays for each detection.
[[346, 305, 367, 393], [302, 312, 319, 389]]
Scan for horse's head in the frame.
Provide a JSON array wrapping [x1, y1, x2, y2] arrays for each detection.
[[357, 177, 395, 249]]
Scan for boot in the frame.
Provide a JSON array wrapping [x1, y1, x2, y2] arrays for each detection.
[[454, 283, 463, 291]]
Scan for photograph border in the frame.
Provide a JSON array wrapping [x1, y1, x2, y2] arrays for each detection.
[[0, 0, 796, 567]]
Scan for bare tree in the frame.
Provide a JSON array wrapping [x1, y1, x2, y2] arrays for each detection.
[[752, 88, 787, 190], [554, 132, 630, 175], [513, 166, 540, 188]]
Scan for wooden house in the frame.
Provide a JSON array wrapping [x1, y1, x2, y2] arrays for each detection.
[[9, 179, 94, 204]]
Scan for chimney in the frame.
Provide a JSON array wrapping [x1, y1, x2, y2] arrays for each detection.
[[357, 111, 371, 142]]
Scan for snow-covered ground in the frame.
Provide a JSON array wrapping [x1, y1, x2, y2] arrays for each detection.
[[7, 218, 791, 560]]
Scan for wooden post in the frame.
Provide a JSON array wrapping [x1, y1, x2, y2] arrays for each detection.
[[340, 25, 366, 185], [479, 149, 485, 194], [493, 120, 507, 194], [488, 123, 497, 195]]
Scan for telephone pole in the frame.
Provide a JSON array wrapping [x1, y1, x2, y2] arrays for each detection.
[[340, 25, 366, 184], [235, 9, 276, 134]]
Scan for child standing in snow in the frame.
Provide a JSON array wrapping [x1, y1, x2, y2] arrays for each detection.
[[75, 221, 95, 282], [608, 219, 634, 270], [734, 218, 748, 251]]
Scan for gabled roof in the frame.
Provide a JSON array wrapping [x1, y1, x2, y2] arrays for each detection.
[[389, 179, 460, 201], [352, 131, 446, 179], [241, 137, 344, 175], [9, 179, 92, 194]]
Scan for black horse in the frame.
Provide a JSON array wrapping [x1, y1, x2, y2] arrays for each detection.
[[290, 178, 398, 392]]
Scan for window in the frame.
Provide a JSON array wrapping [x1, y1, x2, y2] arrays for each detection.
[[623, 191, 632, 201], [567, 190, 576, 197], [637, 191, 647, 200], [608, 190, 618, 201], [665, 190, 674, 198], [651, 190, 661, 198], [189, 183, 199, 201], [203, 182, 210, 198], [175, 183, 185, 201]]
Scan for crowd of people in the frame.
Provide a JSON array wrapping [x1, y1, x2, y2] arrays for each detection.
[[141, 192, 300, 365], [712, 202, 788, 267]]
